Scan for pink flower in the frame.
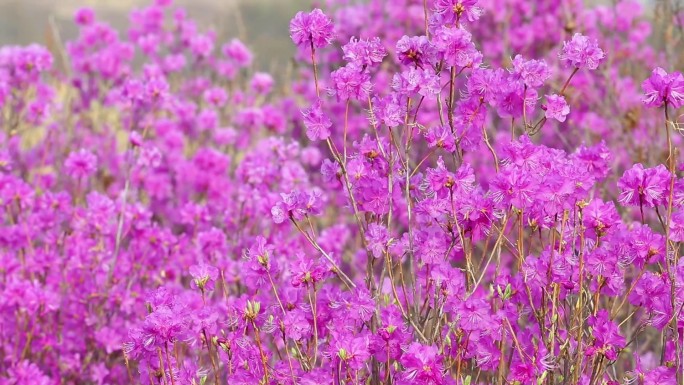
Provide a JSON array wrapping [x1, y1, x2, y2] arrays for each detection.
[[559, 33, 605, 70], [511, 55, 551, 88], [189, 263, 219, 291], [543, 94, 570, 122], [401, 342, 444, 385], [329, 64, 372, 101], [64, 149, 97, 179], [642, 67, 684, 108], [342, 37, 387, 67], [289, 9, 335, 49], [290, 255, 328, 287], [618, 163, 671, 208], [434, 0, 483, 23], [250, 72, 273, 95], [396, 35, 436, 68], [433, 26, 479, 68], [586, 310, 625, 360], [74, 7, 95, 26], [302, 99, 332, 141], [222, 38, 253, 67]]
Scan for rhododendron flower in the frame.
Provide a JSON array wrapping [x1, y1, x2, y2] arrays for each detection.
[[289, 8, 335, 49], [2, 1, 683, 384], [618, 163, 671, 207], [396, 35, 436, 68], [424, 125, 457, 152], [203, 86, 227, 107], [74, 7, 95, 25], [543, 94, 570, 122], [366, 223, 391, 258], [559, 33, 605, 70], [302, 98, 332, 141], [222, 38, 253, 67], [5, 360, 51, 385], [64, 149, 97, 179], [189, 263, 219, 291], [329, 332, 371, 370], [669, 210, 684, 242], [642, 67, 684, 108], [401, 342, 445, 384], [434, 0, 483, 23], [586, 310, 625, 360], [511, 54, 551, 88], [432, 25, 479, 68], [290, 255, 329, 287], [342, 36, 387, 67], [329, 63, 372, 100], [250, 72, 273, 94]]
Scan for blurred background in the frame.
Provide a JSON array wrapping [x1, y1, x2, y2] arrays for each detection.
[[0, 0, 661, 71], [0, 0, 309, 70]]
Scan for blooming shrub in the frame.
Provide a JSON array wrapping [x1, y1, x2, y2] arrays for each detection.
[[1, 0, 684, 385]]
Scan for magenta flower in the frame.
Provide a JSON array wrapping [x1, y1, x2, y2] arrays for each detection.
[[433, 0, 483, 23], [289, 9, 335, 49], [618, 163, 671, 208], [370, 307, 409, 361], [365, 223, 391, 258], [342, 36, 387, 68], [396, 35, 436, 68], [559, 33, 605, 70], [203, 86, 228, 107], [283, 310, 311, 340], [583, 199, 620, 236], [669, 210, 684, 242], [401, 342, 445, 385], [586, 310, 625, 360], [372, 93, 405, 127], [433, 26, 479, 68], [222, 38, 253, 67], [189, 263, 219, 291], [64, 148, 97, 179], [642, 67, 684, 108], [329, 331, 371, 370], [290, 255, 329, 287], [302, 98, 332, 141], [74, 7, 95, 26], [511, 55, 551, 88], [271, 190, 323, 223], [5, 360, 51, 385], [250, 72, 273, 95], [424, 125, 457, 152], [543, 94, 570, 122], [329, 64, 372, 101]]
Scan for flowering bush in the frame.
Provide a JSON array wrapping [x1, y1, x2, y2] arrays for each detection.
[[1, 0, 684, 385]]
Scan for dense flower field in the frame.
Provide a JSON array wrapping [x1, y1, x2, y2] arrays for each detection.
[[1, 0, 684, 384]]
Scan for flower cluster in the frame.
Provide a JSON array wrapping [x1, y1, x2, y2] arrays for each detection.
[[0, 1, 683, 385]]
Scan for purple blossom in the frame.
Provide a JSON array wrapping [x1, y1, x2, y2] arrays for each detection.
[[342, 36, 387, 67], [618, 163, 672, 208], [511, 54, 551, 88], [189, 263, 219, 291], [396, 35, 436, 68], [433, 25, 479, 68], [64, 149, 97, 179], [642, 67, 684, 108], [433, 0, 483, 23], [329, 63, 372, 100], [302, 98, 332, 141], [559, 33, 605, 70], [289, 9, 335, 49], [543, 94, 570, 122], [401, 342, 445, 385]]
